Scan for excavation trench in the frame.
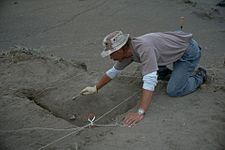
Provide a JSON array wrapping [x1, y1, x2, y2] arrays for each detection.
[[14, 81, 141, 127]]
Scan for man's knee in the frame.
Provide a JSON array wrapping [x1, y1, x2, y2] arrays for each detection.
[[167, 86, 181, 97]]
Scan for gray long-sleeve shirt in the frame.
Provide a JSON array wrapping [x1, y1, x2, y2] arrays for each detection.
[[114, 31, 193, 76]]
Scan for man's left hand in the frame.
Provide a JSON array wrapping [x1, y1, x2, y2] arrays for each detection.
[[123, 112, 144, 127]]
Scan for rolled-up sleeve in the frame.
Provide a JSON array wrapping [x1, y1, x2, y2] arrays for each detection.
[[106, 66, 121, 79], [142, 71, 158, 91]]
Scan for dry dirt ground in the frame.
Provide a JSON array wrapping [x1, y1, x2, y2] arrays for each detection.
[[0, 0, 225, 150], [0, 48, 224, 150]]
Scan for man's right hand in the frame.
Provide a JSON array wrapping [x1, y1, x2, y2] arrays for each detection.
[[80, 86, 97, 95]]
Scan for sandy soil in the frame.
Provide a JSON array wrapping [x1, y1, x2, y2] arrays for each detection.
[[0, 0, 225, 150]]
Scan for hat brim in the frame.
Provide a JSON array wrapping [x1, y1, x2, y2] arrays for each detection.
[[101, 34, 130, 58]]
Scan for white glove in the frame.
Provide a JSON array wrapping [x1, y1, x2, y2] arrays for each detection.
[[80, 86, 97, 95]]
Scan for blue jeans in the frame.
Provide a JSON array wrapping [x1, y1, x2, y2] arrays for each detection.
[[167, 39, 203, 97]]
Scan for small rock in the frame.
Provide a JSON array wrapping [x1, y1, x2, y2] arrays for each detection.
[[69, 114, 77, 120], [200, 84, 208, 90]]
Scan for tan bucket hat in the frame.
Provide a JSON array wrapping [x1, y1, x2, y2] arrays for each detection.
[[101, 31, 130, 58]]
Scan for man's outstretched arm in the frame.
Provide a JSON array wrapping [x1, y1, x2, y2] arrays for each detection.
[[123, 71, 158, 126], [123, 89, 153, 126], [96, 73, 112, 90], [80, 67, 121, 95]]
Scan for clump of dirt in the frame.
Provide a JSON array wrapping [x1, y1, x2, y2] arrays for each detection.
[[183, 0, 197, 7]]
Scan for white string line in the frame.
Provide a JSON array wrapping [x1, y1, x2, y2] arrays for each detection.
[[38, 89, 141, 150], [36, 73, 83, 97], [87, 115, 124, 128], [38, 124, 89, 150], [0, 127, 79, 133], [36, 126, 91, 148], [94, 89, 141, 123], [75, 142, 78, 150], [94, 123, 126, 128]]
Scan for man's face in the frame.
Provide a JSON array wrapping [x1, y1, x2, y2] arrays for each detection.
[[110, 49, 125, 62]]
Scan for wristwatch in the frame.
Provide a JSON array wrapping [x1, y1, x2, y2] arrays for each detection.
[[137, 108, 145, 115]]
